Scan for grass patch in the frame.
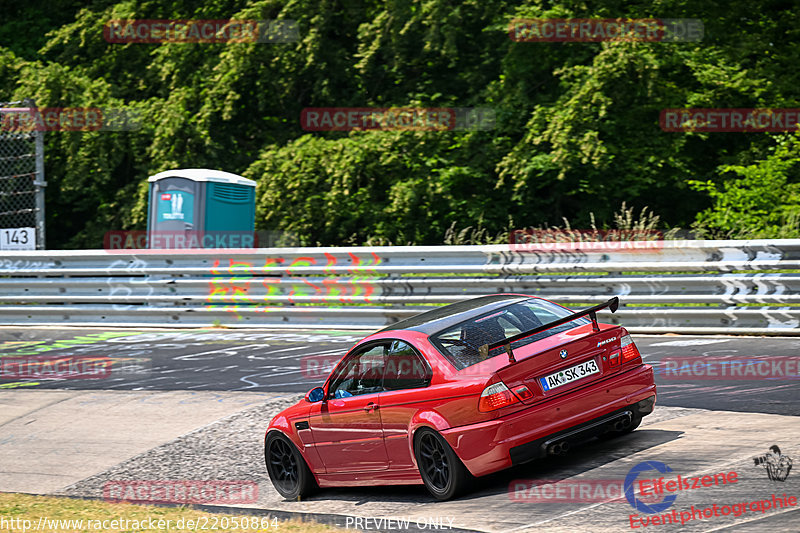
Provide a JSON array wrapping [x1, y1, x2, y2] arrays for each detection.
[[0, 493, 344, 533]]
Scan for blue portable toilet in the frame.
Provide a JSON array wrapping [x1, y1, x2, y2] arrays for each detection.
[[146, 168, 256, 248]]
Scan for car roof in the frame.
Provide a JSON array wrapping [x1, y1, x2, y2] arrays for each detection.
[[378, 294, 533, 336]]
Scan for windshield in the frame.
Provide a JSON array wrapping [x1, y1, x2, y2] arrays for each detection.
[[429, 298, 589, 370]]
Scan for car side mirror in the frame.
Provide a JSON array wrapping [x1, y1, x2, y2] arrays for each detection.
[[305, 386, 325, 403]]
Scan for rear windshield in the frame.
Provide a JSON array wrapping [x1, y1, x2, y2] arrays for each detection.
[[429, 298, 589, 370]]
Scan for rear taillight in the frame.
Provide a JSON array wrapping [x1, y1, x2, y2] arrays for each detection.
[[513, 384, 534, 401], [620, 334, 641, 362], [479, 381, 520, 412]]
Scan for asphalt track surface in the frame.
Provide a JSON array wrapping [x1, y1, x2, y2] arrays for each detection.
[[1, 328, 799, 415], [2, 328, 800, 532]]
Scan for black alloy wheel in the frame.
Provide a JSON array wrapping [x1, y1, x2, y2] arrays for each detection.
[[414, 428, 472, 500], [265, 433, 317, 499]]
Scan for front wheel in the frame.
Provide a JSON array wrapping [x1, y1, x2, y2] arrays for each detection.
[[414, 428, 472, 500], [265, 432, 318, 500]]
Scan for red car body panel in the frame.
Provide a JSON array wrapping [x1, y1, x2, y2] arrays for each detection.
[[442, 363, 655, 477], [266, 295, 657, 489]]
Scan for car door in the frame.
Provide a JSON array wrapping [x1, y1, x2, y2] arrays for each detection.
[[377, 340, 433, 470], [308, 342, 390, 473]]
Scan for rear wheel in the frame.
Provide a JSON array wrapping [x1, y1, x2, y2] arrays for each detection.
[[414, 428, 472, 500], [265, 432, 317, 500]]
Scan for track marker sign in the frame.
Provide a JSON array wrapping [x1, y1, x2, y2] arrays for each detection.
[[0, 227, 35, 250]]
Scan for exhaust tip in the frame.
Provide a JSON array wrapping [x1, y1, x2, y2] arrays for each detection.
[[547, 441, 569, 456]]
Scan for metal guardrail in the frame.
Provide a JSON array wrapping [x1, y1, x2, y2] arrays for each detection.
[[1, 239, 800, 334]]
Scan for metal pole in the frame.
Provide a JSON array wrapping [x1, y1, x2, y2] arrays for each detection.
[[26, 98, 46, 249]]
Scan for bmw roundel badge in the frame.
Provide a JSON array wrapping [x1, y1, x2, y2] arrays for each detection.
[[559, 349, 568, 359]]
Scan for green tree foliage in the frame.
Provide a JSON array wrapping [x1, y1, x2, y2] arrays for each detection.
[[1, 0, 799, 247], [691, 133, 800, 238], [248, 130, 502, 244]]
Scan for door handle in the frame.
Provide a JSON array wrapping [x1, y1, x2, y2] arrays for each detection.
[[364, 402, 378, 413]]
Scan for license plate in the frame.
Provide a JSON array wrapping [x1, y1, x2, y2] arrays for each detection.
[[540, 359, 599, 391]]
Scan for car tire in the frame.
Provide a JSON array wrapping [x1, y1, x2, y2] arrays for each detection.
[[414, 428, 472, 501], [265, 432, 318, 500]]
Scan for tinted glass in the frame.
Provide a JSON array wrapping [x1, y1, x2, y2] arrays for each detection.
[[383, 340, 431, 391], [328, 344, 386, 398], [429, 298, 589, 370]]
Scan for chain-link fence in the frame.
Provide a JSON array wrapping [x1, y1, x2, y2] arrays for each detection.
[[0, 98, 45, 249]]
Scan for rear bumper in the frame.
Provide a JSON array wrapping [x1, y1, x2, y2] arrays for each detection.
[[441, 364, 656, 477]]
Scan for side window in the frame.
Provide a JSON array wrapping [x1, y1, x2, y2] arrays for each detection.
[[328, 344, 387, 399], [383, 340, 431, 391]]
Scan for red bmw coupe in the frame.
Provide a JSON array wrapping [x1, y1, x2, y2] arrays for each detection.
[[265, 294, 656, 500]]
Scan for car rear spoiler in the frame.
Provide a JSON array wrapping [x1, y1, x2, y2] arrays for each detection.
[[479, 297, 620, 364]]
